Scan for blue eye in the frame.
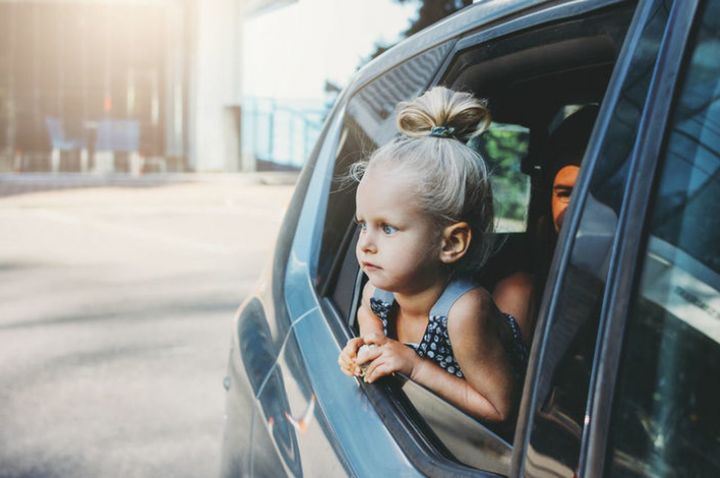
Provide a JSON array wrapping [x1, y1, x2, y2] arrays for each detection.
[[382, 224, 397, 235], [355, 218, 367, 231]]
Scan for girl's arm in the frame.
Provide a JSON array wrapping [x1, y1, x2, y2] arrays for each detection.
[[356, 281, 386, 338], [435, 287, 514, 420], [493, 271, 535, 343], [338, 282, 385, 376], [363, 288, 514, 422]]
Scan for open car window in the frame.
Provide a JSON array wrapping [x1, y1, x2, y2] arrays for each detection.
[[320, 40, 456, 319], [319, 2, 636, 475]]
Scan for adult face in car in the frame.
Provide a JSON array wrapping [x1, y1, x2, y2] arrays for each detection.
[[551, 164, 580, 232], [546, 105, 599, 233]]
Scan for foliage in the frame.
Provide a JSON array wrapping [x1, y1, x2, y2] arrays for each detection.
[[470, 126, 530, 228]]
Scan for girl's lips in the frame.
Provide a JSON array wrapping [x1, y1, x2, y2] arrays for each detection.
[[362, 261, 381, 271]]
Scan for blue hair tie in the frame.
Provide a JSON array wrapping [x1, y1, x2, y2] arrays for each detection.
[[429, 126, 456, 138]]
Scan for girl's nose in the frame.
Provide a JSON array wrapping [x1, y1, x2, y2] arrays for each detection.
[[358, 230, 376, 253]]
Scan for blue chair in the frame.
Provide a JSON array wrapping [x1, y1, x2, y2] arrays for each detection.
[[95, 119, 139, 153], [94, 119, 143, 174], [45, 117, 88, 173]]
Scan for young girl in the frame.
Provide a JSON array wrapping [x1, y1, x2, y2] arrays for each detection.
[[337, 86, 528, 422]]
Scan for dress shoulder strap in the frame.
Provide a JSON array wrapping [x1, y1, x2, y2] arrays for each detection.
[[371, 287, 395, 304], [429, 277, 478, 318]]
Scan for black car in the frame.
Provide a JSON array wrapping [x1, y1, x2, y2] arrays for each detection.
[[221, 0, 720, 476]]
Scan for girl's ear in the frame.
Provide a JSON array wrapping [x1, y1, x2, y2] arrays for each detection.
[[439, 222, 472, 264]]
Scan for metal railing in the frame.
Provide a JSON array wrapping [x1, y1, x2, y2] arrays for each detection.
[[242, 97, 329, 170]]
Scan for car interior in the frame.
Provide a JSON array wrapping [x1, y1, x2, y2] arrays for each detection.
[[317, 4, 636, 473]]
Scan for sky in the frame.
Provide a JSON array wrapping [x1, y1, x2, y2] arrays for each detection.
[[242, 0, 416, 102]]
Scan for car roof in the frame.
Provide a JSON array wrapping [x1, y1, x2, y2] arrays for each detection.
[[346, 0, 550, 94]]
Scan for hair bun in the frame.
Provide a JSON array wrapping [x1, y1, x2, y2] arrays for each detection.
[[396, 86, 491, 140]]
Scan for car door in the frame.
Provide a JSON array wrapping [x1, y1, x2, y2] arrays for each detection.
[[257, 40, 458, 477], [512, 0, 708, 476], [310, 1, 645, 477], [590, 0, 720, 476]]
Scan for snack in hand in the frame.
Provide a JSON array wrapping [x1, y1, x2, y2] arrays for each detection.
[[356, 344, 377, 377]]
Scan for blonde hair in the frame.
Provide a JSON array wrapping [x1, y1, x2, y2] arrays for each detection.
[[351, 86, 495, 273]]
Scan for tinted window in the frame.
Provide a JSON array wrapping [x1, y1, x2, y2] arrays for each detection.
[[524, 2, 671, 476], [606, 2, 720, 475]]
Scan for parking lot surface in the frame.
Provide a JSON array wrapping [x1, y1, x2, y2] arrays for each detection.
[[0, 173, 295, 478]]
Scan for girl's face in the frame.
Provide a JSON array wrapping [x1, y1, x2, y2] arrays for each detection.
[[355, 167, 445, 293]]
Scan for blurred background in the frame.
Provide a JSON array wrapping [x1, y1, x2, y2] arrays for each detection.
[[0, 1, 472, 477], [0, 0, 473, 174]]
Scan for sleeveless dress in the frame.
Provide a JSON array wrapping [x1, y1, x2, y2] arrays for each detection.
[[369, 278, 528, 379]]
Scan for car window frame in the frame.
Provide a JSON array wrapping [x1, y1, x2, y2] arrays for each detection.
[[513, 1, 697, 477], [313, 1, 644, 476], [511, 0, 681, 475], [579, 1, 702, 476]]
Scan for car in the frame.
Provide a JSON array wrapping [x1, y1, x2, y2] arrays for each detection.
[[220, 0, 720, 476]]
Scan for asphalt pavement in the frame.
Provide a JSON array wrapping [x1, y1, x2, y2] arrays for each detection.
[[0, 173, 296, 478]]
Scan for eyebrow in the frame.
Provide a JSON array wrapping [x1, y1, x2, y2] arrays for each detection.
[[355, 215, 402, 229]]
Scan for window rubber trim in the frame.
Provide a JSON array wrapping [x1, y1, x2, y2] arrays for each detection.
[[578, 1, 701, 476], [454, 0, 629, 53], [510, 0, 670, 474]]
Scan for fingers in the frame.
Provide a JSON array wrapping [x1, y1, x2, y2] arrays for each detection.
[[338, 335, 401, 382], [364, 359, 396, 383], [345, 337, 364, 358], [339, 337, 363, 364], [338, 337, 365, 377], [338, 351, 361, 376], [338, 354, 358, 376], [356, 344, 382, 366], [362, 333, 386, 346]]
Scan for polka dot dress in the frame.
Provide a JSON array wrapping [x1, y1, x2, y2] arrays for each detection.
[[369, 279, 528, 379], [370, 296, 465, 377]]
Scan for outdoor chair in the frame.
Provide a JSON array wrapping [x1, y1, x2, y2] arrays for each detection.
[[94, 119, 142, 175], [45, 116, 88, 173]]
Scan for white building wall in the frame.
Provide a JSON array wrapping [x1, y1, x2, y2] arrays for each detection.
[[188, 0, 245, 172], [188, 0, 411, 172]]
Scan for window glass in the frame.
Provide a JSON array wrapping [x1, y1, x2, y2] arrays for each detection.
[[606, 2, 720, 476], [401, 379, 512, 474], [525, 2, 670, 476]]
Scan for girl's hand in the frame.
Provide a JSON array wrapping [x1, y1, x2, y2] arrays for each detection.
[[361, 333, 421, 383], [338, 337, 364, 377]]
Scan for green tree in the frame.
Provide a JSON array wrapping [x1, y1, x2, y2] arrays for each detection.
[[363, 0, 473, 63], [470, 127, 530, 229]]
